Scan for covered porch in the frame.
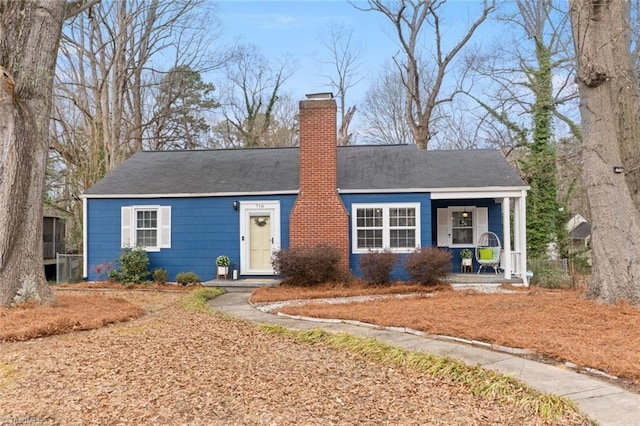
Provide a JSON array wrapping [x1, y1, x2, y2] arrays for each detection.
[[432, 188, 529, 286]]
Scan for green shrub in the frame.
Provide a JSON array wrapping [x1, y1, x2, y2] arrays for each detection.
[[403, 247, 452, 285], [529, 260, 571, 289], [152, 267, 169, 284], [176, 271, 201, 286], [359, 250, 398, 284], [272, 244, 342, 286], [108, 246, 150, 284]]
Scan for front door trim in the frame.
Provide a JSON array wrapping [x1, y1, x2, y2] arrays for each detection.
[[239, 201, 281, 275]]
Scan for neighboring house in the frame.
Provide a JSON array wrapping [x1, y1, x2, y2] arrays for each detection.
[[83, 93, 530, 284], [43, 208, 66, 261], [567, 213, 592, 264], [43, 208, 67, 280], [567, 213, 591, 247]]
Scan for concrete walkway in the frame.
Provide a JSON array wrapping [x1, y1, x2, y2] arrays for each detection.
[[209, 291, 640, 426]]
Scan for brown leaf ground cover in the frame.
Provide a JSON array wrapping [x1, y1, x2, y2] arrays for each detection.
[[0, 293, 144, 341], [253, 282, 640, 390], [0, 288, 589, 425]]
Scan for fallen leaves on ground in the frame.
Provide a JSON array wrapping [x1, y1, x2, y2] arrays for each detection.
[[0, 290, 588, 425], [266, 283, 640, 388], [0, 294, 144, 341]]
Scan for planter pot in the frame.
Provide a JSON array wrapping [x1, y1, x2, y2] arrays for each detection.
[[217, 266, 229, 279], [461, 258, 472, 266]]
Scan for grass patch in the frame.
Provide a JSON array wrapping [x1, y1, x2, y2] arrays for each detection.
[[0, 362, 16, 388], [181, 287, 226, 313], [258, 324, 590, 423]]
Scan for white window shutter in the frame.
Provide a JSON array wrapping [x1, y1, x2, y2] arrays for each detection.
[[475, 207, 488, 245], [121, 206, 132, 247], [436, 208, 449, 247], [159, 206, 171, 248]]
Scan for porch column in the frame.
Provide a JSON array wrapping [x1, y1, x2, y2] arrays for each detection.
[[502, 197, 512, 279], [83, 197, 88, 280], [519, 190, 528, 286]]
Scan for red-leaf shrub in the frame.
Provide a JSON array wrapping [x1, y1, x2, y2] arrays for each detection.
[[272, 244, 343, 286], [359, 250, 398, 285], [403, 247, 452, 285]]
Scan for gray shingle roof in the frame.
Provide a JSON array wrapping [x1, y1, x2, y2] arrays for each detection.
[[83, 145, 527, 196], [570, 222, 592, 240]]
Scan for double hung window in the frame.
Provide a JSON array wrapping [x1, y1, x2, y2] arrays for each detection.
[[121, 205, 171, 251], [352, 203, 420, 253]]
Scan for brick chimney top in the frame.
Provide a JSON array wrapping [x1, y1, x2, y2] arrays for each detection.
[[305, 92, 333, 100]]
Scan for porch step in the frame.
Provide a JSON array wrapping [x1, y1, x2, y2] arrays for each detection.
[[448, 273, 524, 285], [203, 278, 281, 292]]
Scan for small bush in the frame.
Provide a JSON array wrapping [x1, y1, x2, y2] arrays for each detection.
[[529, 260, 571, 289], [403, 247, 452, 285], [272, 244, 342, 286], [176, 271, 201, 286], [108, 246, 150, 284], [359, 250, 398, 284], [152, 268, 169, 284]]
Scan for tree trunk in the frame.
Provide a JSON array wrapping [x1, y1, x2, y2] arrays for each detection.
[[0, 1, 67, 306], [569, 0, 640, 303]]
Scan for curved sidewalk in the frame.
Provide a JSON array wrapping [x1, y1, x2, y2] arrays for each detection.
[[209, 291, 640, 426]]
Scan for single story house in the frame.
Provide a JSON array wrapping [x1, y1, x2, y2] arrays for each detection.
[[83, 93, 529, 284]]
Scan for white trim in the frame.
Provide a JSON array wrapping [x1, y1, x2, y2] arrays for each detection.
[[351, 202, 421, 254], [430, 189, 528, 199], [502, 197, 512, 279], [519, 190, 528, 285], [239, 201, 281, 275], [82, 197, 88, 280], [83, 190, 299, 199], [82, 186, 530, 199]]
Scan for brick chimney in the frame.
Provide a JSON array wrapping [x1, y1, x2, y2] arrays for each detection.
[[289, 93, 349, 271]]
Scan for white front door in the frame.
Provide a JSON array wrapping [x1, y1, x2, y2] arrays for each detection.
[[240, 201, 280, 275]]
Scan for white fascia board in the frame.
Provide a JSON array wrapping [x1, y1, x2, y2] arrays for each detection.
[[82, 190, 299, 199], [430, 187, 529, 200], [338, 186, 528, 198]]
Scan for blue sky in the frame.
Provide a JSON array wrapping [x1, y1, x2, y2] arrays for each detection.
[[214, 1, 497, 103], [215, 1, 396, 100]]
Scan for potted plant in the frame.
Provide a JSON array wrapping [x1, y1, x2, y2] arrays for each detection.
[[460, 248, 473, 266], [216, 255, 230, 279]]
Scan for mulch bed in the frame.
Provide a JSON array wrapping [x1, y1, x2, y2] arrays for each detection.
[[269, 284, 640, 388]]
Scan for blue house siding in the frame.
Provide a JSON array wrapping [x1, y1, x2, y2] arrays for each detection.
[[339, 192, 432, 280], [87, 193, 506, 281], [86, 195, 296, 282]]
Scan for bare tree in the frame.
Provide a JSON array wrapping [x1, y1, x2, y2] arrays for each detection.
[[358, 0, 495, 149], [50, 0, 222, 252], [0, 0, 100, 306], [212, 44, 295, 147], [569, 0, 640, 303], [318, 24, 365, 145], [359, 64, 412, 145], [616, 2, 640, 211]]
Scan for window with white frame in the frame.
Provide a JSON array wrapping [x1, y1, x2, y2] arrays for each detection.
[[352, 203, 420, 253], [121, 205, 171, 251], [437, 206, 487, 247], [135, 209, 158, 247], [451, 210, 473, 245]]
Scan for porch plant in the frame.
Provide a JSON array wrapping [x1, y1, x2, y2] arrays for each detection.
[[459, 248, 474, 266], [216, 255, 230, 278]]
